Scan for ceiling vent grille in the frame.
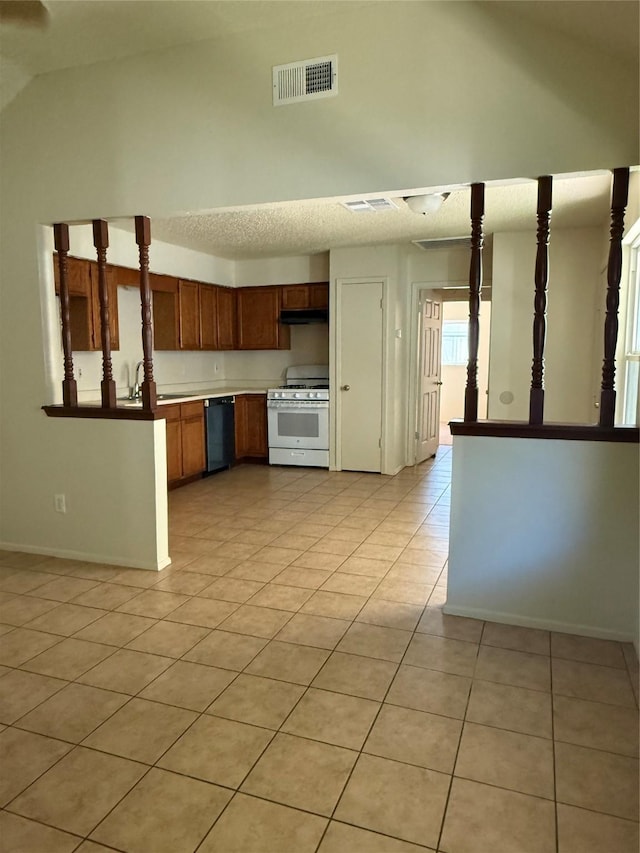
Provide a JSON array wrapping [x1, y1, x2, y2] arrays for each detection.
[[413, 236, 472, 251], [342, 198, 399, 213], [273, 55, 338, 106]]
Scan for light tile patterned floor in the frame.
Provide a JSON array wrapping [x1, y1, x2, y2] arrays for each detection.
[[0, 447, 638, 853]]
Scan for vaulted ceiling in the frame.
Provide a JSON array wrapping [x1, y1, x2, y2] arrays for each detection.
[[2, 1, 637, 259]]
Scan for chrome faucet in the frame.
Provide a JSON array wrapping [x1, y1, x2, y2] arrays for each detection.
[[130, 361, 144, 399]]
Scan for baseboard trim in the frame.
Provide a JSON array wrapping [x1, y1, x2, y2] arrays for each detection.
[[0, 541, 171, 572], [443, 602, 635, 644]]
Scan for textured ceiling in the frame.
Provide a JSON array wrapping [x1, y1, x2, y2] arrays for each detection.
[[140, 173, 615, 260]]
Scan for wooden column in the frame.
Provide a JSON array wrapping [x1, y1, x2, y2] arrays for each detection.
[[53, 223, 78, 407], [464, 183, 485, 422], [92, 219, 117, 408], [135, 215, 157, 411], [529, 176, 553, 425], [599, 167, 630, 427]]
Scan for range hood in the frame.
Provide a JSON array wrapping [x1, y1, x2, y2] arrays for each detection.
[[280, 308, 328, 325]]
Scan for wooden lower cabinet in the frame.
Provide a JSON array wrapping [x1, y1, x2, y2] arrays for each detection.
[[164, 401, 206, 485], [234, 394, 268, 460]]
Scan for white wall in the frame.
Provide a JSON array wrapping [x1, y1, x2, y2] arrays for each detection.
[[447, 435, 639, 644], [440, 301, 491, 423], [0, 418, 168, 570], [1, 1, 636, 566], [489, 228, 605, 423]]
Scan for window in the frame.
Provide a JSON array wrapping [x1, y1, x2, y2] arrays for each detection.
[[441, 321, 468, 366]]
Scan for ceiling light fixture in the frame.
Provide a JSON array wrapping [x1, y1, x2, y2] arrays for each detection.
[[404, 193, 450, 215]]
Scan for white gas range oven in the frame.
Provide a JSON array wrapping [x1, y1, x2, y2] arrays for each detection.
[[267, 364, 329, 468]]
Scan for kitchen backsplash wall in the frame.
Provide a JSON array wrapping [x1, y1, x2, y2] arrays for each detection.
[[223, 324, 329, 387]]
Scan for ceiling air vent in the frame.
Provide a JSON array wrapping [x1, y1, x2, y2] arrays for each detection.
[[413, 236, 472, 251], [342, 198, 399, 213], [273, 55, 338, 106]]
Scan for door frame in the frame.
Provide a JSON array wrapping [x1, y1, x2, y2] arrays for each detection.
[[331, 276, 388, 472], [406, 281, 447, 467]]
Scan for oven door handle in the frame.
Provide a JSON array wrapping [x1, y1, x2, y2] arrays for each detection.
[[267, 400, 329, 409]]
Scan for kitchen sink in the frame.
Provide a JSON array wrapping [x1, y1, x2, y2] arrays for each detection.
[[117, 393, 189, 406]]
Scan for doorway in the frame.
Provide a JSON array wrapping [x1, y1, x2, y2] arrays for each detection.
[[439, 300, 492, 440]]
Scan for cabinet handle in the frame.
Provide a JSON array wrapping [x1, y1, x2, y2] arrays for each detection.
[[341, 384, 350, 391]]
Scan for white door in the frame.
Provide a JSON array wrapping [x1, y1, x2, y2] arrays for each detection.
[[338, 280, 383, 472], [416, 292, 442, 462]]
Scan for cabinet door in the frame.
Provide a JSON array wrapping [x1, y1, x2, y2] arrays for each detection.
[[178, 281, 201, 350], [165, 406, 183, 482], [53, 255, 91, 297], [234, 395, 249, 458], [90, 264, 120, 351], [235, 394, 267, 458], [281, 285, 309, 309], [180, 401, 206, 476], [216, 287, 237, 350], [53, 256, 98, 351], [199, 285, 218, 350], [236, 287, 289, 350], [309, 283, 329, 309], [152, 282, 179, 350]]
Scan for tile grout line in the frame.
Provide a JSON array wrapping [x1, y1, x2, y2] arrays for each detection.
[[434, 612, 484, 852]]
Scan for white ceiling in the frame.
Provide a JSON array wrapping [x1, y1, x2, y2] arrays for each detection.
[[2, 1, 636, 260]]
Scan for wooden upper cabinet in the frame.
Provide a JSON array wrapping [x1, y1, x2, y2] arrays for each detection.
[[216, 286, 237, 350], [236, 286, 290, 350], [52, 254, 119, 351], [281, 282, 329, 311], [199, 284, 218, 350], [178, 280, 200, 350], [309, 283, 329, 309], [281, 285, 308, 310], [151, 275, 179, 350], [54, 255, 90, 297]]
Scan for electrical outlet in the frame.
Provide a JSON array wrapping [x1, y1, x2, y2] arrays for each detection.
[[54, 494, 66, 513]]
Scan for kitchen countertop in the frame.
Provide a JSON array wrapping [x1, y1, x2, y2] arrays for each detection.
[[116, 386, 270, 408]]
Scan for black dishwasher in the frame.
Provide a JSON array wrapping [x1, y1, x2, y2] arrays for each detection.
[[204, 397, 235, 474]]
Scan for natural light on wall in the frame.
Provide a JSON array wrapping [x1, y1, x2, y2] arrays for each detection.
[[622, 231, 640, 425]]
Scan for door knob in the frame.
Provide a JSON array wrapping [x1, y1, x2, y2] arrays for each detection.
[[341, 384, 351, 391]]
